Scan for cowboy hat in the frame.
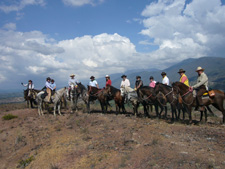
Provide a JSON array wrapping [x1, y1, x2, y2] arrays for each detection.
[[46, 77, 51, 80], [90, 76, 95, 79], [136, 76, 141, 79], [161, 72, 166, 76], [105, 75, 110, 78], [178, 69, 186, 73], [70, 74, 75, 77], [196, 66, 204, 72], [121, 75, 127, 78]]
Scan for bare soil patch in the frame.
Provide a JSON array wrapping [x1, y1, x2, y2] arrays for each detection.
[[0, 103, 224, 169]]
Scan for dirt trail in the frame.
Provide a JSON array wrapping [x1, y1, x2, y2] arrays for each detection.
[[0, 104, 225, 169]]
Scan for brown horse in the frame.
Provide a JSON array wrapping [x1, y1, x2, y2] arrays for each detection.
[[172, 82, 225, 123], [154, 83, 182, 121], [138, 86, 165, 118], [23, 89, 41, 108], [105, 85, 126, 115], [87, 86, 108, 114]]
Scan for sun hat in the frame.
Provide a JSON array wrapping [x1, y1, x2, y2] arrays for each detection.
[[178, 69, 186, 73], [90, 76, 95, 79], [161, 72, 166, 76], [70, 74, 75, 77], [105, 75, 110, 78], [196, 67, 204, 72]]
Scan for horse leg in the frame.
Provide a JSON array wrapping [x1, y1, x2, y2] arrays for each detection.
[[200, 111, 203, 122], [212, 103, 225, 123], [58, 103, 62, 116], [204, 109, 207, 122], [53, 104, 56, 116], [164, 106, 168, 119]]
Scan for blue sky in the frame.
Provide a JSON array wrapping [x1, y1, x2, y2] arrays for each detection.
[[0, 0, 225, 90]]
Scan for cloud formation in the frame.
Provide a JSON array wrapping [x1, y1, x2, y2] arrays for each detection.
[[0, 0, 45, 13], [140, 0, 225, 61], [62, 0, 104, 7]]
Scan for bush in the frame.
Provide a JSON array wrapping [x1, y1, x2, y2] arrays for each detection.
[[2, 114, 18, 120], [17, 156, 34, 168]]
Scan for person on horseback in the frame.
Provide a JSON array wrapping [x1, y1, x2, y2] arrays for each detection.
[[149, 76, 156, 88], [67, 74, 79, 100], [178, 69, 189, 87], [134, 76, 143, 91], [120, 75, 134, 102], [161, 72, 169, 85], [89, 76, 99, 88], [105, 75, 112, 87], [190, 67, 208, 111], [21, 80, 34, 97], [42, 77, 54, 103]]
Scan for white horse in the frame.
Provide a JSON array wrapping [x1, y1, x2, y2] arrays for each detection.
[[36, 87, 67, 116]]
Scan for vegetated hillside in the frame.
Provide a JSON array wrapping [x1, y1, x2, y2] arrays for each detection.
[[0, 102, 224, 169], [97, 57, 225, 91]]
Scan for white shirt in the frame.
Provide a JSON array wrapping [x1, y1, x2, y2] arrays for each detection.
[[121, 79, 130, 87], [23, 83, 34, 89], [89, 80, 98, 87], [68, 78, 79, 86], [45, 81, 53, 90], [162, 76, 169, 85]]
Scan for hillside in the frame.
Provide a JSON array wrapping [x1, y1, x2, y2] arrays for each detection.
[[97, 57, 225, 91], [0, 103, 225, 169]]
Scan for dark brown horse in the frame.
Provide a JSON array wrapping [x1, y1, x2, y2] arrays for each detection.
[[154, 83, 182, 121], [23, 89, 41, 108], [172, 82, 225, 123], [87, 86, 108, 114], [105, 85, 126, 115], [138, 86, 165, 118]]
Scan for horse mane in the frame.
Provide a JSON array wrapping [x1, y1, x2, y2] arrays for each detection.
[[156, 82, 172, 89], [109, 85, 120, 95], [173, 81, 189, 90]]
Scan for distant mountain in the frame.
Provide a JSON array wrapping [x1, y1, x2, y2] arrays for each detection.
[[97, 57, 225, 91]]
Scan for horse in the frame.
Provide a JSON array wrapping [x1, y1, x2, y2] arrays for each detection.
[[105, 85, 126, 115], [127, 91, 140, 117], [87, 86, 108, 114], [68, 83, 82, 113], [23, 89, 41, 108], [36, 87, 67, 116], [138, 86, 165, 118], [154, 82, 183, 121], [172, 82, 225, 123]]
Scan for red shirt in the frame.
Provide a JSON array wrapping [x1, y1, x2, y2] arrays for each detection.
[[105, 79, 112, 87]]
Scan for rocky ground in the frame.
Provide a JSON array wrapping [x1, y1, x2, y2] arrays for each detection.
[[0, 102, 225, 169]]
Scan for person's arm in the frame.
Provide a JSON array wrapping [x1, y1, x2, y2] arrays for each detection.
[[193, 74, 208, 88], [46, 82, 53, 90], [22, 83, 28, 87], [137, 81, 143, 89], [32, 84, 34, 89], [126, 79, 130, 87]]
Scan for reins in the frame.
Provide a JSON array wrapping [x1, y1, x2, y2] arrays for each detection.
[[179, 87, 195, 106]]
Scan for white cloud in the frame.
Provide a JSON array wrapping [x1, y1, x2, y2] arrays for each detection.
[[62, 0, 104, 7], [3, 23, 17, 30], [0, 0, 45, 13], [139, 0, 225, 62]]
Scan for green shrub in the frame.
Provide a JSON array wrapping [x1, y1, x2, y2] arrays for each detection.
[[2, 114, 18, 120], [18, 156, 34, 168]]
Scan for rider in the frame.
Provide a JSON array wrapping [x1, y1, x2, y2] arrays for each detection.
[[89, 76, 99, 88], [161, 72, 170, 85], [149, 76, 156, 88], [190, 67, 208, 111], [105, 75, 112, 87], [68, 74, 79, 99], [178, 69, 189, 87], [21, 80, 34, 97], [120, 75, 133, 102], [44, 77, 54, 102], [50, 79, 56, 93], [134, 76, 143, 91]]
